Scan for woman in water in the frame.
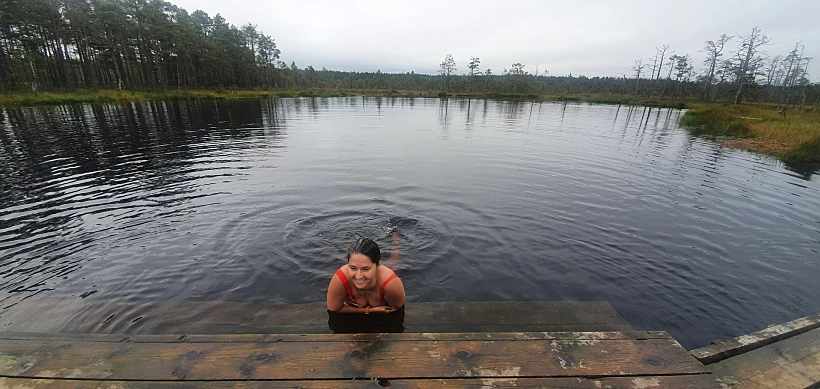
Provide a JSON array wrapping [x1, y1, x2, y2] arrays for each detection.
[[327, 234, 405, 314]]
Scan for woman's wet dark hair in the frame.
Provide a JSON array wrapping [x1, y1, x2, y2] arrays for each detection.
[[347, 237, 381, 265]]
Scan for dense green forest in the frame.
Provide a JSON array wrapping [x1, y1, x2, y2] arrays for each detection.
[[1, 0, 817, 107], [0, 0, 281, 91]]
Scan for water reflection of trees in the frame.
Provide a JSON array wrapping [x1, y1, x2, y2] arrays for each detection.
[[499, 100, 529, 125], [1, 98, 291, 212], [464, 99, 475, 132], [438, 98, 451, 135], [0, 99, 289, 307]]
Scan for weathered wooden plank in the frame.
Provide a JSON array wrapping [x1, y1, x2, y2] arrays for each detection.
[[0, 375, 723, 388], [706, 328, 820, 388], [707, 344, 786, 387], [0, 337, 706, 380], [390, 376, 724, 388], [733, 352, 820, 389], [0, 330, 670, 344], [767, 327, 820, 364], [690, 313, 820, 365]]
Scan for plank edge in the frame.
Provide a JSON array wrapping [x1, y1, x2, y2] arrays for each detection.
[[690, 313, 820, 365]]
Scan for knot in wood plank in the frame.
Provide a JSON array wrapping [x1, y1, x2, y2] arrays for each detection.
[[455, 350, 473, 360]]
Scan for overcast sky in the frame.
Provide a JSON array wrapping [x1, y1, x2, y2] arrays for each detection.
[[171, 0, 819, 80]]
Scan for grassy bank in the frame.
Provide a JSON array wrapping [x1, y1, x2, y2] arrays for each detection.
[[681, 103, 820, 164], [447, 92, 686, 108], [0, 89, 353, 107], [0, 88, 689, 108], [0, 88, 439, 107]]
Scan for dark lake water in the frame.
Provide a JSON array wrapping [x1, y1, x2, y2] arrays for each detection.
[[1, 97, 818, 348]]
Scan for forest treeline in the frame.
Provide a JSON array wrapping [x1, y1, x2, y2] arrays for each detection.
[[1, 0, 817, 107], [0, 0, 281, 92]]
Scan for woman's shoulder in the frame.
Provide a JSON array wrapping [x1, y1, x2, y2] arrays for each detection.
[[379, 266, 402, 289], [379, 264, 397, 278], [331, 265, 348, 283]]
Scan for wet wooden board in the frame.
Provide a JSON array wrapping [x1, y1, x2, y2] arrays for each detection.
[[0, 332, 705, 381], [0, 330, 669, 343], [0, 300, 633, 334], [403, 301, 634, 332], [691, 314, 820, 365], [706, 328, 820, 388], [0, 375, 723, 388]]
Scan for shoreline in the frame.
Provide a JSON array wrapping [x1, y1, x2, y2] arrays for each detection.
[[680, 103, 820, 166], [0, 88, 688, 109], [1, 89, 817, 165]]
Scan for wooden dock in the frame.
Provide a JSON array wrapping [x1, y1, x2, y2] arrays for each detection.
[[691, 314, 820, 388], [0, 300, 725, 388], [1, 306, 815, 388], [0, 330, 720, 388]]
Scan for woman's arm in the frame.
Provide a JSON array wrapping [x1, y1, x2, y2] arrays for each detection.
[[332, 304, 366, 314], [382, 276, 406, 308], [327, 274, 349, 312], [333, 304, 396, 314]]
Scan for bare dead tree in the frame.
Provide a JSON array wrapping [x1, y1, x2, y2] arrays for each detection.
[[712, 59, 732, 101], [632, 59, 645, 95], [777, 42, 813, 108], [763, 55, 783, 101], [790, 54, 813, 112], [660, 54, 677, 99], [655, 44, 670, 80], [782, 42, 804, 89], [700, 34, 731, 100], [650, 53, 659, 86], [732, 27, 770, 104], [765, 55, 783, 86], [800, 58, 812, 111]]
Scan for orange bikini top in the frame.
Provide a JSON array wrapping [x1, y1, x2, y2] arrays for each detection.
[[336, 268, 397, 308]]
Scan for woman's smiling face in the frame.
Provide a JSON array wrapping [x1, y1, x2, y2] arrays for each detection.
[[348, 253, 378, 290]]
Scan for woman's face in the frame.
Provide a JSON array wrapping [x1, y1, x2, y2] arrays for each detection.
[[348, 253, 378, 289]]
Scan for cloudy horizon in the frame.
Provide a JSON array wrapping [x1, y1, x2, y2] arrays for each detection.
[[171, 0, 819, 81]]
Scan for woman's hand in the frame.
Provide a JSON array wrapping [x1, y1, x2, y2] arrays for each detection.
[[368, 306, 397, 314]]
